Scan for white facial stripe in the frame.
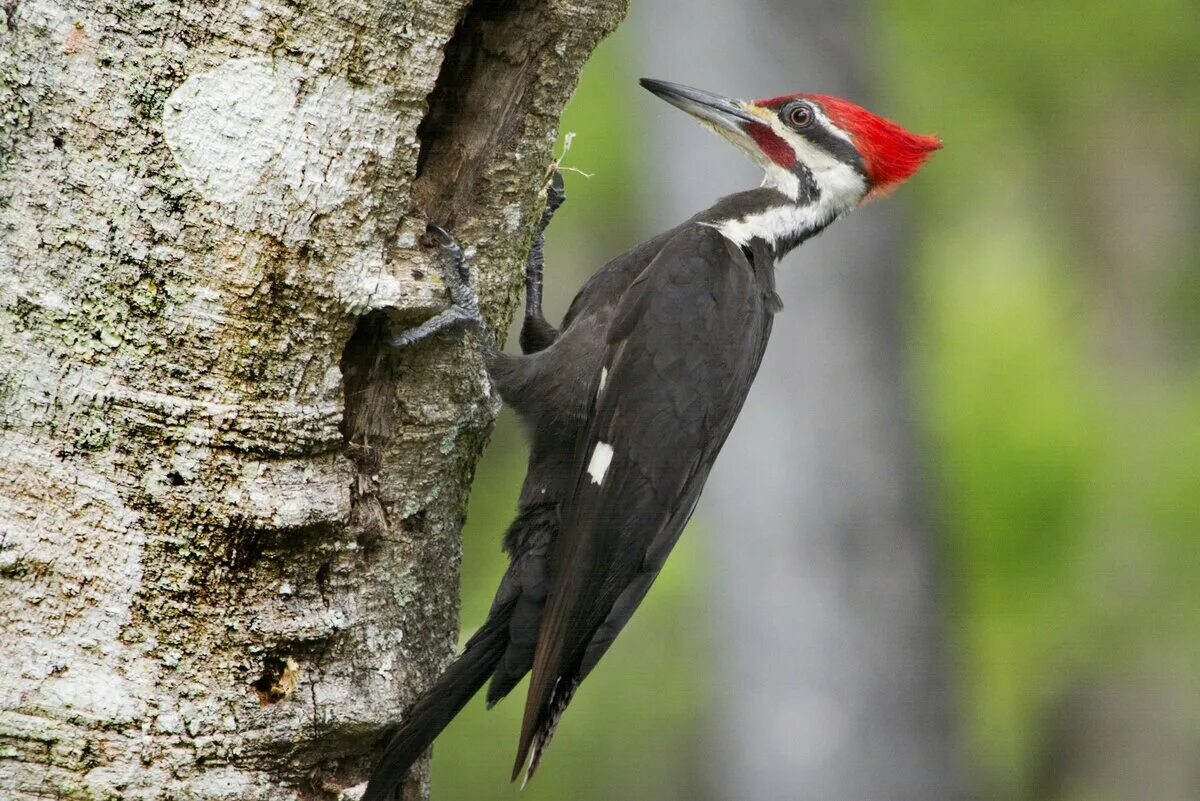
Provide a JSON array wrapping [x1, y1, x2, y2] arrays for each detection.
[[703, 109, 867, 247], [761, 163, 801, 198], [711, 159, 865, 249], [747, 113, 864, 201], [809, 104, 854, 144], [696, 102, 867, 250], [587, 442, 614, 485], [704, 205, 826, 250], [813, 158, 870, 207], [770, 115, 851, 176]]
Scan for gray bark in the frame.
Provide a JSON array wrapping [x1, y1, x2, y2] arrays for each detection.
[[637, 1, 962, 799], [0, 1, 626, 799]]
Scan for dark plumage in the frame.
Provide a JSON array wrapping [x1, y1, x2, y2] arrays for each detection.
[[364, 79, 939, 800]]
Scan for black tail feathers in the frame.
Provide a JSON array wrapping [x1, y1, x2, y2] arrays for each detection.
[[361, 604, 514, 801]]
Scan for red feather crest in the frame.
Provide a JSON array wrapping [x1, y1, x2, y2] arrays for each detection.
[[758, 93, 941, 197]]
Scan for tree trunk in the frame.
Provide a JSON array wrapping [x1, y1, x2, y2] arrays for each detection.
[[637, 2, 962, 799], [0, 1, 625, 799]]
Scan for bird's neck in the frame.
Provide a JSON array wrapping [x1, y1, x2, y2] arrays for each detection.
[[697, 185, 853, 261]]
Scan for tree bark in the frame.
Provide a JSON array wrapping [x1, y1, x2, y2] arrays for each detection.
[[0, 1, 626, 799], [638, 2, 962, 799]]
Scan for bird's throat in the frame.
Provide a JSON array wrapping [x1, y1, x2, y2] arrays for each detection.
[[706, 198, 840, 260]]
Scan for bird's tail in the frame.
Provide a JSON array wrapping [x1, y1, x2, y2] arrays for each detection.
[[362, 602, 514, 801]]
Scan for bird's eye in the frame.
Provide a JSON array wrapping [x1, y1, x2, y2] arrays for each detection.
[[787, 103, 814, 128]]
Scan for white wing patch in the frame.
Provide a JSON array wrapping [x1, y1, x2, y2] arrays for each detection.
[[597, 367, 608, 396], [587, 442, 614, 485]]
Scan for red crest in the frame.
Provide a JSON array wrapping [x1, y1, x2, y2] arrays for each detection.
[[758, 93, 941, 197]]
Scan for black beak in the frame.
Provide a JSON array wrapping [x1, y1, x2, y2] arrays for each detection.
[[640, 78, 760, 134]]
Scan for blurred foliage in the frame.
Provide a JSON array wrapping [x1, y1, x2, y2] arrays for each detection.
[[431, 2, 1200, 799], [880, 0, 1200, 797]]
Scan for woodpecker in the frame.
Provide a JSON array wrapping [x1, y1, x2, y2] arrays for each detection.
[[364, 78, 940, 799]]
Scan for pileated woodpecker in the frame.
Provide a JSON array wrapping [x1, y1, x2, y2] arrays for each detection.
[[365, 79, 940, 799]]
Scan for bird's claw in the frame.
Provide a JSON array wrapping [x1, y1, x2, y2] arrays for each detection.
[[386, 224, 484, 349], [424, 221, 455, 248], [387, 304, 480, 348], [424, 223, 470, 284], [544, 169, 566, 217]]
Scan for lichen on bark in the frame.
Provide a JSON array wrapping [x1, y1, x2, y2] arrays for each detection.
[[0, 1, 627, 798]]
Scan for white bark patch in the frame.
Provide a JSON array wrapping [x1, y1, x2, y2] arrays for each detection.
[[162, 58, 398, 242], [332, 244, 425, 316], [587, 442, 614, 485], [500, 202, 523, 233], [34, 665, 139, 726]]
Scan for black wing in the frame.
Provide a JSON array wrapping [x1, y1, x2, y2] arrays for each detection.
[[513, 225, 777, 780]]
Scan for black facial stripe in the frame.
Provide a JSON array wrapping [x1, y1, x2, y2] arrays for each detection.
[[792, 163, 819, 205], [806, 123, 865, 175], [777, 102, 866, 178]]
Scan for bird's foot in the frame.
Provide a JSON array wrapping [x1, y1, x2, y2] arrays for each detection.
[[387, 224, 485, 349], [524, 169, 565, 319], [543, 168, 566, 220]]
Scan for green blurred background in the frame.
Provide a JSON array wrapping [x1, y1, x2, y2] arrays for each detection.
[[431, 1, 1200, 799]]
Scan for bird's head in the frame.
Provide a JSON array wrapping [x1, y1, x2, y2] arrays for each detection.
[[641, 78, 941, 208]]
